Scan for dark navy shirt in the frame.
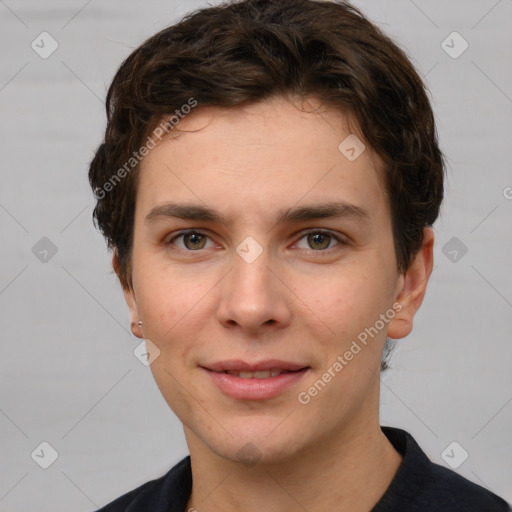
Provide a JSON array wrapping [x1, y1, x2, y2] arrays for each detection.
[[95, 426, 510, 511]]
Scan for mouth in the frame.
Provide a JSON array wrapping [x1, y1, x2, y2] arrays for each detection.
[[201, 358, 309, 373], [200, 359, 311, 400], [210, 368, 306, 379]]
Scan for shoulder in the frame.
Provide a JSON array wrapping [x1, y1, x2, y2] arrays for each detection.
[[419, 460, 510, 511], [376, 426, 510, 512], [93, 455, 192, 512]]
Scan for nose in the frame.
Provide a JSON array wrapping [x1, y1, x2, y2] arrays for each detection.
[[216, 244, 292, 336]]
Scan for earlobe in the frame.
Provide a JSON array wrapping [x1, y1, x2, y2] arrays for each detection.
[[112, 249, 144, 339], [387, 228, 434, 340], [125, 288, 143, 339]]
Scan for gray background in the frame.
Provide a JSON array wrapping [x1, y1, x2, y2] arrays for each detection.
[[1, 0, 511, 510]]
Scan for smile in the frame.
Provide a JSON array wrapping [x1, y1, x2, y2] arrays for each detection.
[[219, 369, 295, 378], [201, 362, 310, 400]]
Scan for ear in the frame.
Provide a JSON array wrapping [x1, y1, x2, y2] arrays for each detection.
[[387, 227, 434, 340], [112, 249, 144, 339]]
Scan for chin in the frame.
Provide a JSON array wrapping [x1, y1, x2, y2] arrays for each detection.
[[201, 421, 312, 468]]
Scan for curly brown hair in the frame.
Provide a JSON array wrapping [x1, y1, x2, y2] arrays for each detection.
[[88, 0, 445, 369]]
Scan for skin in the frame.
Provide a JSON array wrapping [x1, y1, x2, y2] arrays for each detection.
[[115, 95, 434, 512]]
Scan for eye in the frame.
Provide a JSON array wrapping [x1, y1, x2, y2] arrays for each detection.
[[295, 230, 345, 252], [167, 230, 216, 251]]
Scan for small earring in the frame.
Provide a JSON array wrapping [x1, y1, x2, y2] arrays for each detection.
[[138, 321, 143, 326]]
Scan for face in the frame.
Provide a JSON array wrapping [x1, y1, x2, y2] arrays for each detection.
[[120, 95, 432, 465]]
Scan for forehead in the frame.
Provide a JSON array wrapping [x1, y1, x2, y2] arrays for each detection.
[[136, 96, 389, 227]]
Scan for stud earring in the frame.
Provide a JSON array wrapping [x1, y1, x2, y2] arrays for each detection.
[[138, 321, 143, 326]]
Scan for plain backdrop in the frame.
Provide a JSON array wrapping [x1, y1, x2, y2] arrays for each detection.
[[0, 1, 511, 510]]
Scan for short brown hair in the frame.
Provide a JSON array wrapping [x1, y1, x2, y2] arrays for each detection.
[[88, 0, 445, 369]]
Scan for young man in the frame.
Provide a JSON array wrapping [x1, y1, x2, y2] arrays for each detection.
[[88, 0, 510, 510]]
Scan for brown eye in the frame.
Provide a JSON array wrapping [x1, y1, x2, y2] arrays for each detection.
[[182, 232, 207, 250], [307, 232, 331, 250], [295, 230, 346, 253], [167, 231, 213, 252]]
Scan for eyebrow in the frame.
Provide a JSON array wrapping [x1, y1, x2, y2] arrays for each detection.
[[144, 200, 371, 227]]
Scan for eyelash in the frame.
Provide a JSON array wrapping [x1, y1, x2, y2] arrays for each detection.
[[165, 229, 348, 256]]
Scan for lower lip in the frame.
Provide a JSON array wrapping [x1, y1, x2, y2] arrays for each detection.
[[202, 368, 310, 400]]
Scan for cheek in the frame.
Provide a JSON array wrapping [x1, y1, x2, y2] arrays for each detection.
[[135, 265, 216, 365], [297, 265, 390, 336], [135, 259, 200, 323]]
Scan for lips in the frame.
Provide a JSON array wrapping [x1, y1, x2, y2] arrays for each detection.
[[202, 359, 309, 373], [223, 369, 291, 379], [202, 361, 311, 400]]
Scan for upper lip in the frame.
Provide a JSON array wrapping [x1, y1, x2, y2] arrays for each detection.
[[202, 359, 309, 372]]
